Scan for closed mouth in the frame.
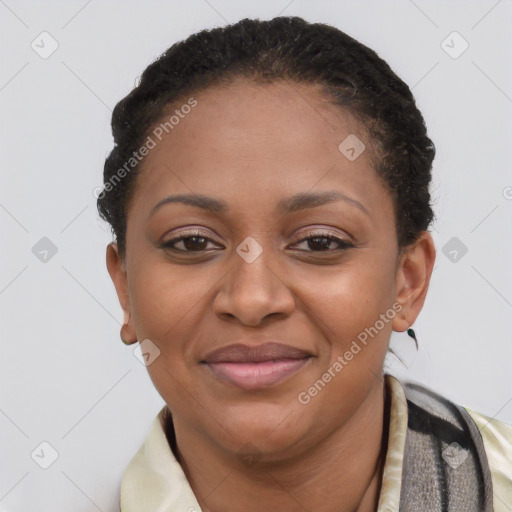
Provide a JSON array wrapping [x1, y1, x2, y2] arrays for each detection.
[[201, 342, 313, 390]]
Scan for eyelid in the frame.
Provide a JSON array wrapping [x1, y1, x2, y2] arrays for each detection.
[[160, 225, 355, 253], [291, 227, 353, 244], [162, 227, 223, 245]]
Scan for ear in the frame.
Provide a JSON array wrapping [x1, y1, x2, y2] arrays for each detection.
[[392, 231, 436, 332], [106, 242, 138, 343]]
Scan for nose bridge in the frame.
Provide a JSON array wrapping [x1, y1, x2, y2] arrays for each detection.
[[232, 245, 275, 292], [213, 237, 294, 325]]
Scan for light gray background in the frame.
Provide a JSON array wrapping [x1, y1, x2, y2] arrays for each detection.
[[1, 1, 511, 511]]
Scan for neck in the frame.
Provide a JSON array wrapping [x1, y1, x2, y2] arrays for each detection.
[[166, 378, 390, 512]]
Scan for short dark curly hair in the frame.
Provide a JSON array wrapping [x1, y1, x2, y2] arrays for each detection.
[[97, 16, 435, 260]]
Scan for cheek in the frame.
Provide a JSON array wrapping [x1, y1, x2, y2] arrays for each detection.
[[298, 253, 397, 337], [292, 259, 396, 426], [127, 264, 209, 403], [293, 257, 398, 396], [128, 260, 210, 342]]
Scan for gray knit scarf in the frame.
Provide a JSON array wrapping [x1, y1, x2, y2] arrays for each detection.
[[400, 381, 493, 511]]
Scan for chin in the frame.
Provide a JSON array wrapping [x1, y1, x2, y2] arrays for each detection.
[[203, 399, 315, 460]]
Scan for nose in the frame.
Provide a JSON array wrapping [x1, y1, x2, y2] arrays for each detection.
[[213, 249, 295, 327]]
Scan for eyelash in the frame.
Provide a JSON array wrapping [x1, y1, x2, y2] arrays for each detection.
[[160, 229, 354, 254]]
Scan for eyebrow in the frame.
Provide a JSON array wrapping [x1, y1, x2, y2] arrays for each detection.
[[149, 190, 369, 217]]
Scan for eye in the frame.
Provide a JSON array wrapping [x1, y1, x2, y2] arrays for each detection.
[[160, 229, 223, 253], [289, 230, 354, 252], [159, 228, 354, 254]]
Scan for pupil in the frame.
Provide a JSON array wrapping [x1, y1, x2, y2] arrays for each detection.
[[309, 237, 330, 251], [184, 236, 207, 250]]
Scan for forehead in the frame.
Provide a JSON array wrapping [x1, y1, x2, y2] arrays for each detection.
[[128, 79, 390, 222], [145, 78, 366, 165]]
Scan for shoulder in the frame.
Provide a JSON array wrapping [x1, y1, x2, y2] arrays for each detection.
[[464, 407, 512, 512], [397, 376, 512, 512], [120, 405, 202, 512]]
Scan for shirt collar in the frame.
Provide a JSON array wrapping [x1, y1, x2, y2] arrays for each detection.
[[120, 374, 408, 512], [376, 373, 408, 511]]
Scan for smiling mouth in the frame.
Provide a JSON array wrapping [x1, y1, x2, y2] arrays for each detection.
[[201, 342, 313, 390]]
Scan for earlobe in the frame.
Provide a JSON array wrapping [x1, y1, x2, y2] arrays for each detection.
[[392, 231, 436, 333], [391, 302, 409, 333], [106, 242, 138, 344]]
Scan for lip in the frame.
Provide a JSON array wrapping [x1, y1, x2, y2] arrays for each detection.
[[201, 342, 313, 390]]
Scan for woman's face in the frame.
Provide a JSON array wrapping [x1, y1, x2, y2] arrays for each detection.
[[110, 79, 416, 459]]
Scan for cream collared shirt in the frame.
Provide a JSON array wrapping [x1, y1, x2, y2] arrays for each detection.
[[120, 375, 512, 511]]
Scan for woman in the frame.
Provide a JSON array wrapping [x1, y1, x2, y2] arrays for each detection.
[[97, 16, 512, 512]]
